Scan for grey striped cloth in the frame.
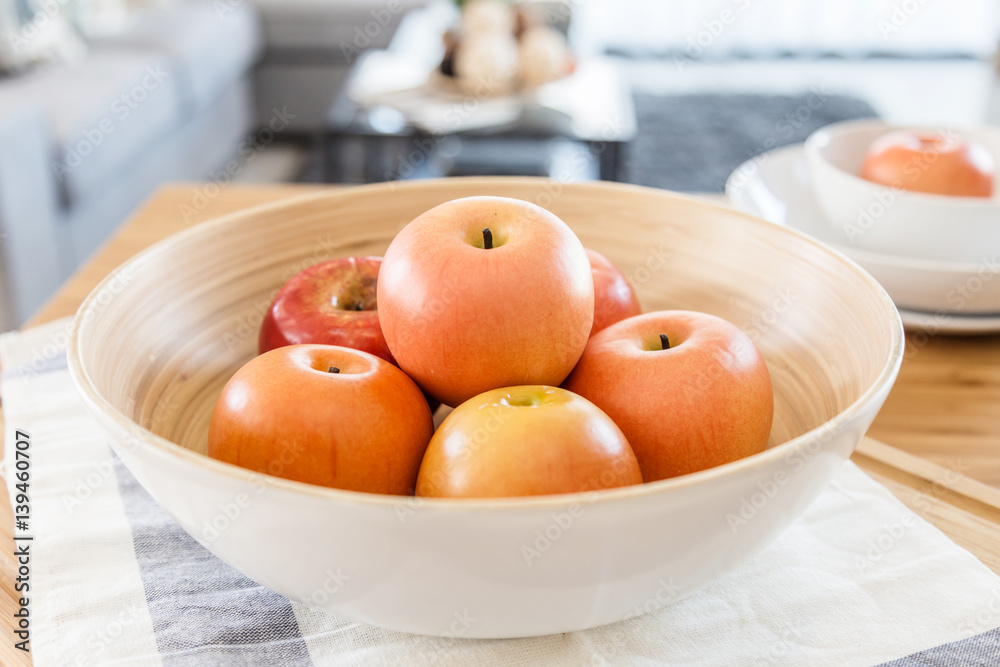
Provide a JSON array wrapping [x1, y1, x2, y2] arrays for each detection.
[[4, 318, 1000, 666]]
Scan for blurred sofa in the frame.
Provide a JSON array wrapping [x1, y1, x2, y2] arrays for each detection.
[[0, 0, 423, 329], [0, 1, 261, 328]]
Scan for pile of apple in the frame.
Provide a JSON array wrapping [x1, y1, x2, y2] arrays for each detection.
[[208, 197, 774, 498]]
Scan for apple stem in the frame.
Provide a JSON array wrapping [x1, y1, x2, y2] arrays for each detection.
[[482, 227, 493, 250], [328, 366, 340, 373], [660, 334, 670, 350]]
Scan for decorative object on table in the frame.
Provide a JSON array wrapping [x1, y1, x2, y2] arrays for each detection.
[[727, 143, 1000, 334], [453, 28, 519, 95], [341, 53, 632, 169], [348, 1, 578, 131], [328, 3, 632, 183], [67, 178, 903, 637], [7, 319, 1000, 664], [625, 93, 877, 192], [442, 0, 574, 95], [805, 119, 1000, 264], [518, 24, 573, 88]]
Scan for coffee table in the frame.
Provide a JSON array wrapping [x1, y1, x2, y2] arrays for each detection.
[[322, 5, 636, 183]]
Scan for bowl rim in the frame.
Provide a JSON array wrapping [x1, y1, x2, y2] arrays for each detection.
[[726, 142, 1000, 276], [804, 118, 1000, 208], [68, 176, 905, 512]]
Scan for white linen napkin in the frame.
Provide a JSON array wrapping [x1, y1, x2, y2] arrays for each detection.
[[3, 318, 1000, 666]]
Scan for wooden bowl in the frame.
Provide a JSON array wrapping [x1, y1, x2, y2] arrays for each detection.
[[69, 177, 903, 638]]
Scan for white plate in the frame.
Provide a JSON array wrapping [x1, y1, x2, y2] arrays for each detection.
[[726, 144, 1000, 333], [895, 309, 1000, 336]]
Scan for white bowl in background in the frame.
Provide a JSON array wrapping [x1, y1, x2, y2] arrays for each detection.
[[727, 143, 1000, 319], [805, 119, 1000, 264]]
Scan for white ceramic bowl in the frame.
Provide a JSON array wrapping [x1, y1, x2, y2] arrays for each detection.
[[69, 178, 903, 638], [805, 119, 1000, 263], [727, 143, 1000, 317]]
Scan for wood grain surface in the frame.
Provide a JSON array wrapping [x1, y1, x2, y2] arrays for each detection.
[[1, 183, 999, 665]]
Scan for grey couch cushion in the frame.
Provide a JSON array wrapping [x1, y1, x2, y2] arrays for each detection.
[[0, 104, 63, 324], [100, 0, 262, 115], [0, 50, 183, 208], [64, 77, 253, 266]]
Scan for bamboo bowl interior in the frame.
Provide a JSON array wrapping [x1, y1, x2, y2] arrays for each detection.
[[79, 178, 898, 465]]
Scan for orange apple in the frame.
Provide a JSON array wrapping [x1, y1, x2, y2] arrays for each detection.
[[587, 248, 642, 336], [860, 130, 994, 197], [207, 344, 433, 494], [378, 196, 594, 407], [415, 385, 642, 498], [258, 257, 393, 363], [563, 311, 773, 481]]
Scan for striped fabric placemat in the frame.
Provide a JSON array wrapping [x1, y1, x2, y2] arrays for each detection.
[[3, 318, 1000, 666]]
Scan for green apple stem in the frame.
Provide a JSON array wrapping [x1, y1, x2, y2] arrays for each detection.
[[328, 366, 340, 373], [660, 334, 670, 350], [482, 227, 493, 250]]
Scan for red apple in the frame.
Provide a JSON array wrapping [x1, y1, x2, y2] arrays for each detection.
[[416, 385, 642, 498], [563, 311, 773, 481], [378, 196, 594, 407], [587, 248, 642, 336], [860, 130, 994, 197], [259, 257, 393, 363], [208, 344, 433, 494]]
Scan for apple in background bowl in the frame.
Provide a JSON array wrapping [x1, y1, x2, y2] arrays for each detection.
[[416, 385, 642, 498], [378, 196, 594, 407], [859, 130, 995, 198], [207, 344, 433, 494], [587, 248, 642, 337], [258, 257, 393, 363], [564, 310, 773, 481]]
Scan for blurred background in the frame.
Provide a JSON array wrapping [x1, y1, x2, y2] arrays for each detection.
[[0, 0, 997, 330]]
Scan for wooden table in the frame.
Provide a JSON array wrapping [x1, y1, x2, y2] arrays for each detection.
[[3, 183, 1000, 665]]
